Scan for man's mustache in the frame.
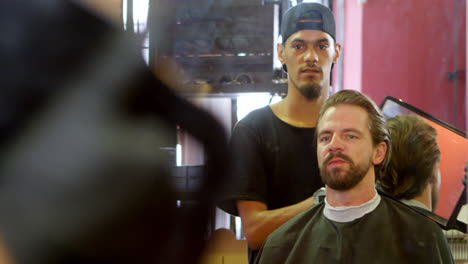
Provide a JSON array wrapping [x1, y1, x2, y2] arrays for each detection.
[[299, 64, 322, 73], [323, 152, 353, 166]]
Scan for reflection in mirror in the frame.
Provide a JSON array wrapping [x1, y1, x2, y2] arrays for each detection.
[[380, 96, 467, 231]]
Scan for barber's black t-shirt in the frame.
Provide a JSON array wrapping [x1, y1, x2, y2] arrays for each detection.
[[218, 105, 323, 263]]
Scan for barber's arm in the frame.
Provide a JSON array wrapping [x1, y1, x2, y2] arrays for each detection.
[[237, 196, 315, 250]]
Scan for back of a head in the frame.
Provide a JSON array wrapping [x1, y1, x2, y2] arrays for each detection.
[[317, 90, 391, 178], [378, 115, 440, 200]]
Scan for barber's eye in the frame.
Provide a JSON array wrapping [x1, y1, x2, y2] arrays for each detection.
[[293, 44, 303, 50], [319, 44, 329, 49]]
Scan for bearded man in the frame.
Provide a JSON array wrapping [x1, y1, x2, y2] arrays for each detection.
[[218, 3, 341, 263], [254, 90, 453, 264]]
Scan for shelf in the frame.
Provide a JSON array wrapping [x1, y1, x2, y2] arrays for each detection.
[[180, 82, 287, 95]]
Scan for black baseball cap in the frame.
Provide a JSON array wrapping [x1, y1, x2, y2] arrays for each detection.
[[281, 2, 336, 44]]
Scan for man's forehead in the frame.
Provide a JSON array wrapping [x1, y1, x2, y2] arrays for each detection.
[[318, 105, 370, 132], [286, 29, 333, 44]]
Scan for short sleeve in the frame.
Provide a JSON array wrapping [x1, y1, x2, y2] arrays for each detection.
[[217, 121, 268, 216]]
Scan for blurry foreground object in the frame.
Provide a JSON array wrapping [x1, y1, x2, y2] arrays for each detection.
[[0, 1, 227, 263], [77, 0, 123, 25]]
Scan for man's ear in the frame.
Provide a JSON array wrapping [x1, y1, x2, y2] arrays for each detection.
[[277, 43, 285, 65], [372, 141, 387, 165], [333, 43, 341, 64]]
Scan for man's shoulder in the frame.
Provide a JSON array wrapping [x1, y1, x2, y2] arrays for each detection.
[[380, 196, 442, 230], [265, 204, 325, 247], [378, 196, 453, 262], [236, 106, 273, 127]]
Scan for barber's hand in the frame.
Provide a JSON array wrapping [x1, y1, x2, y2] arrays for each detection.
[[312, 187, 326, 205]]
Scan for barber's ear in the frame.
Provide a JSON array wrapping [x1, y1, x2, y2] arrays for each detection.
[[372, 142, 387, 165], [277, 43, 285, 65], [333, 43, 341, 64]]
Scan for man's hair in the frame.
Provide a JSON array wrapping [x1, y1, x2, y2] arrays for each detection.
[[316, 90, 391, 179], [377, 115, 440, 200]]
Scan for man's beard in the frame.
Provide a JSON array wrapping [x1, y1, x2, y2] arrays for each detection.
[[319, 152, 372, 191], [298, 82, 322, 100]]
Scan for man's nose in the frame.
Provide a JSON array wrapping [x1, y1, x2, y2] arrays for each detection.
[[327, 135, 343, 153], [304, 47, 318, 63]]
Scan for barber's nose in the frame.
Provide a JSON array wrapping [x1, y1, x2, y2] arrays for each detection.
[[304, 47, 318, 63]]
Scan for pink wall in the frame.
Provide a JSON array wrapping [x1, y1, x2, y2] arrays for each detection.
[[342, 0, 466, 131], [342, 0, 363, 93]]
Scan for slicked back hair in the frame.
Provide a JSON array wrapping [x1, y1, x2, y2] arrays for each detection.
[[316, 90, 391, 180], [378, 115, 440, 200]]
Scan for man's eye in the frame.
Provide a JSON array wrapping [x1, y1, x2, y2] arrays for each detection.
[[320, 136, 330, 142], [319, 44, 329, 50], [346, 135, 357, 139], [294, 44, 303, 50]]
